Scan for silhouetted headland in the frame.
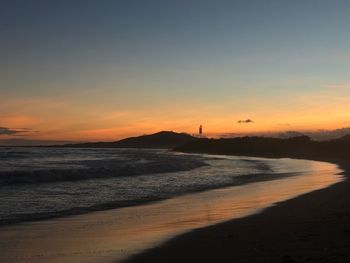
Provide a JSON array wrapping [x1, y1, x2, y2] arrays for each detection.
[[59, 131, 196, 149], [175, 135, 350, 161], [59, 132, 350, 162]]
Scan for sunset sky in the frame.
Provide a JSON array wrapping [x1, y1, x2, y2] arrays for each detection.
[[1, 0, 350, 141]]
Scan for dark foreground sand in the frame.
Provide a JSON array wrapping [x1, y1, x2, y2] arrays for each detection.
[[125, 160, 350, 263]]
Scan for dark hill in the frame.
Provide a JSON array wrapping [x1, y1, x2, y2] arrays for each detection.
[[174, 135, 350, 160], [61, 131, 196, 149], [337, 134, 350, 141]]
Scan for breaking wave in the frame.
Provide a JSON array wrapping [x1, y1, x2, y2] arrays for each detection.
[[0, 148, 206, 185], [0, 147, 328, 225]]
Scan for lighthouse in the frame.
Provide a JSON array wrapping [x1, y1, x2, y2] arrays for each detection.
[[199, 125, 203, 137]]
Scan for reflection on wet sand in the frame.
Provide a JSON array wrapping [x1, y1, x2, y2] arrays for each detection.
[[0, 160, 342, 263]]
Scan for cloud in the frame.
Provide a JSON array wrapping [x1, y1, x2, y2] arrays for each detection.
[[0, 127, 37, 135], [0, 127, 19, 135], [238, 119, 254, 124]]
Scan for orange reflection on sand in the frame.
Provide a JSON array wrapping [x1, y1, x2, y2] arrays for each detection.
[[0, 160, 342, 263]]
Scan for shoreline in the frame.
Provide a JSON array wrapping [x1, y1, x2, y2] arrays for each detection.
[[0, 154, 315, 227], [0, 168, 316, 227], [0, 157, 341, 263], [125, 158, 350, 263]]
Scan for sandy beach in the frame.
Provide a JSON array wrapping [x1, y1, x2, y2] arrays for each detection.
[[0, 158, 343, 263], [125, 160, 350, 263]]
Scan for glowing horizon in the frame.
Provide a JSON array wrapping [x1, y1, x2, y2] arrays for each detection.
[[2, 1, 350, 142]]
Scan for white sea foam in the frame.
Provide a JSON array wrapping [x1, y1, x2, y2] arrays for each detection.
[[0, 147, 328, 224]]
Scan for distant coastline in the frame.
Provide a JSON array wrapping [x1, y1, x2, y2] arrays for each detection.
[[174, 135, 350, 164]]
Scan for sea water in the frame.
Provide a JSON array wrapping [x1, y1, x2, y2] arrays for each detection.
[[0, 147, 339, 224]]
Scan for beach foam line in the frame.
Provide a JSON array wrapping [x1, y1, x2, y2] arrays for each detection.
[[0, 160, 342, 263]]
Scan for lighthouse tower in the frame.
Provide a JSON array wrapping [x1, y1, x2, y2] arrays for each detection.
[[199, 125, 203, 137]]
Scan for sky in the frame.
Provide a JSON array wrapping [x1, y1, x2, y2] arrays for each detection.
[[1, 0, 350, 141]]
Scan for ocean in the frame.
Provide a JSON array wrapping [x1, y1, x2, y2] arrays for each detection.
[[0, 147, 339, 225]]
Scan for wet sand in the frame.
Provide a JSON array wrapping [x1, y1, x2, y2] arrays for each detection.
[[125, 160, 350, 263], [0, 159, 342, 263]]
